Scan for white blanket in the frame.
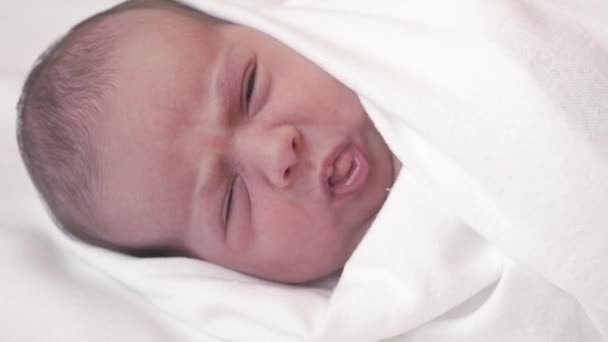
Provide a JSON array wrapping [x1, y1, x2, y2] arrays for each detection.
[[2, 0, 607, 341]]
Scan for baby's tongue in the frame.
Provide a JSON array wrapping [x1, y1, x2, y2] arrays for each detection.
[[329, 147, 355, 188]]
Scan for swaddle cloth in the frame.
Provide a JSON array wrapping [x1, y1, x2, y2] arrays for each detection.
[[55, 0, 608, 340]]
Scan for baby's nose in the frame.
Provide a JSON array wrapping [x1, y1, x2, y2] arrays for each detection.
[[241, 124, 302, 188]]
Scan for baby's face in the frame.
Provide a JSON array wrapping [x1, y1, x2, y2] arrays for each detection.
[[96, 8, 399, 282]]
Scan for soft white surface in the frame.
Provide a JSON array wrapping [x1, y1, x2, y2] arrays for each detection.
[[2, 1, 607, 341]]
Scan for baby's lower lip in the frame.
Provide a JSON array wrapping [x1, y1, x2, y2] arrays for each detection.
[[329, 144, 369, 197]]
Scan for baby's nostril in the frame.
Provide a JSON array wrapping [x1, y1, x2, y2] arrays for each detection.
[[284, 167, 292, 179], [291, 134, 302, 152]]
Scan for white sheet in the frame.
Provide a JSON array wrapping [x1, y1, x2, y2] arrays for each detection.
[[2, 1, 607, 341]]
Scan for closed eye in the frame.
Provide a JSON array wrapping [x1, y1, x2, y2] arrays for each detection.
[[244, 63, 257, 112], [222, 176, 237, 228]]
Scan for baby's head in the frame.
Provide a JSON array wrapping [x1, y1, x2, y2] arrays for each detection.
[[18, 0, 399, 283]]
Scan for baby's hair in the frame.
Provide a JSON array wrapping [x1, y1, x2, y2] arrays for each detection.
[[17, 0, 217, 244]]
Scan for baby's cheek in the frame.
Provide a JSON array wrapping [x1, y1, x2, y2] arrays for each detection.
[[258, 206, 324, 241], [248, 205, 352, 282]]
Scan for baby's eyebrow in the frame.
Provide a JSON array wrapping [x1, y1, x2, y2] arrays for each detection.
[[188, 45, 238, 237], [211, 45, 236, 124], [187, 46, 233, 202], [192, 154, 227, 232], [195, 156, 222, 204]]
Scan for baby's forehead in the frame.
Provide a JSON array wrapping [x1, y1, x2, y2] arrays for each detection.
[[95, 9, 226, 207], [105, 6, 223, 62], [114, 1, 221, 32]]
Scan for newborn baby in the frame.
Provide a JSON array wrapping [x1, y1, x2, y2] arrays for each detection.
[[17, 0, 400, 283]]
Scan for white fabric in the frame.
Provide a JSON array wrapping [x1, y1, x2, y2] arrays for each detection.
[[2, 0, 607, 341]]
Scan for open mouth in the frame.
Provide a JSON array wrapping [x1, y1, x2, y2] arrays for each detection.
[[325, 143, 369, 197]]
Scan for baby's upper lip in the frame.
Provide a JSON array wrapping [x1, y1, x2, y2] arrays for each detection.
[[319, 141, 350, 198]]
